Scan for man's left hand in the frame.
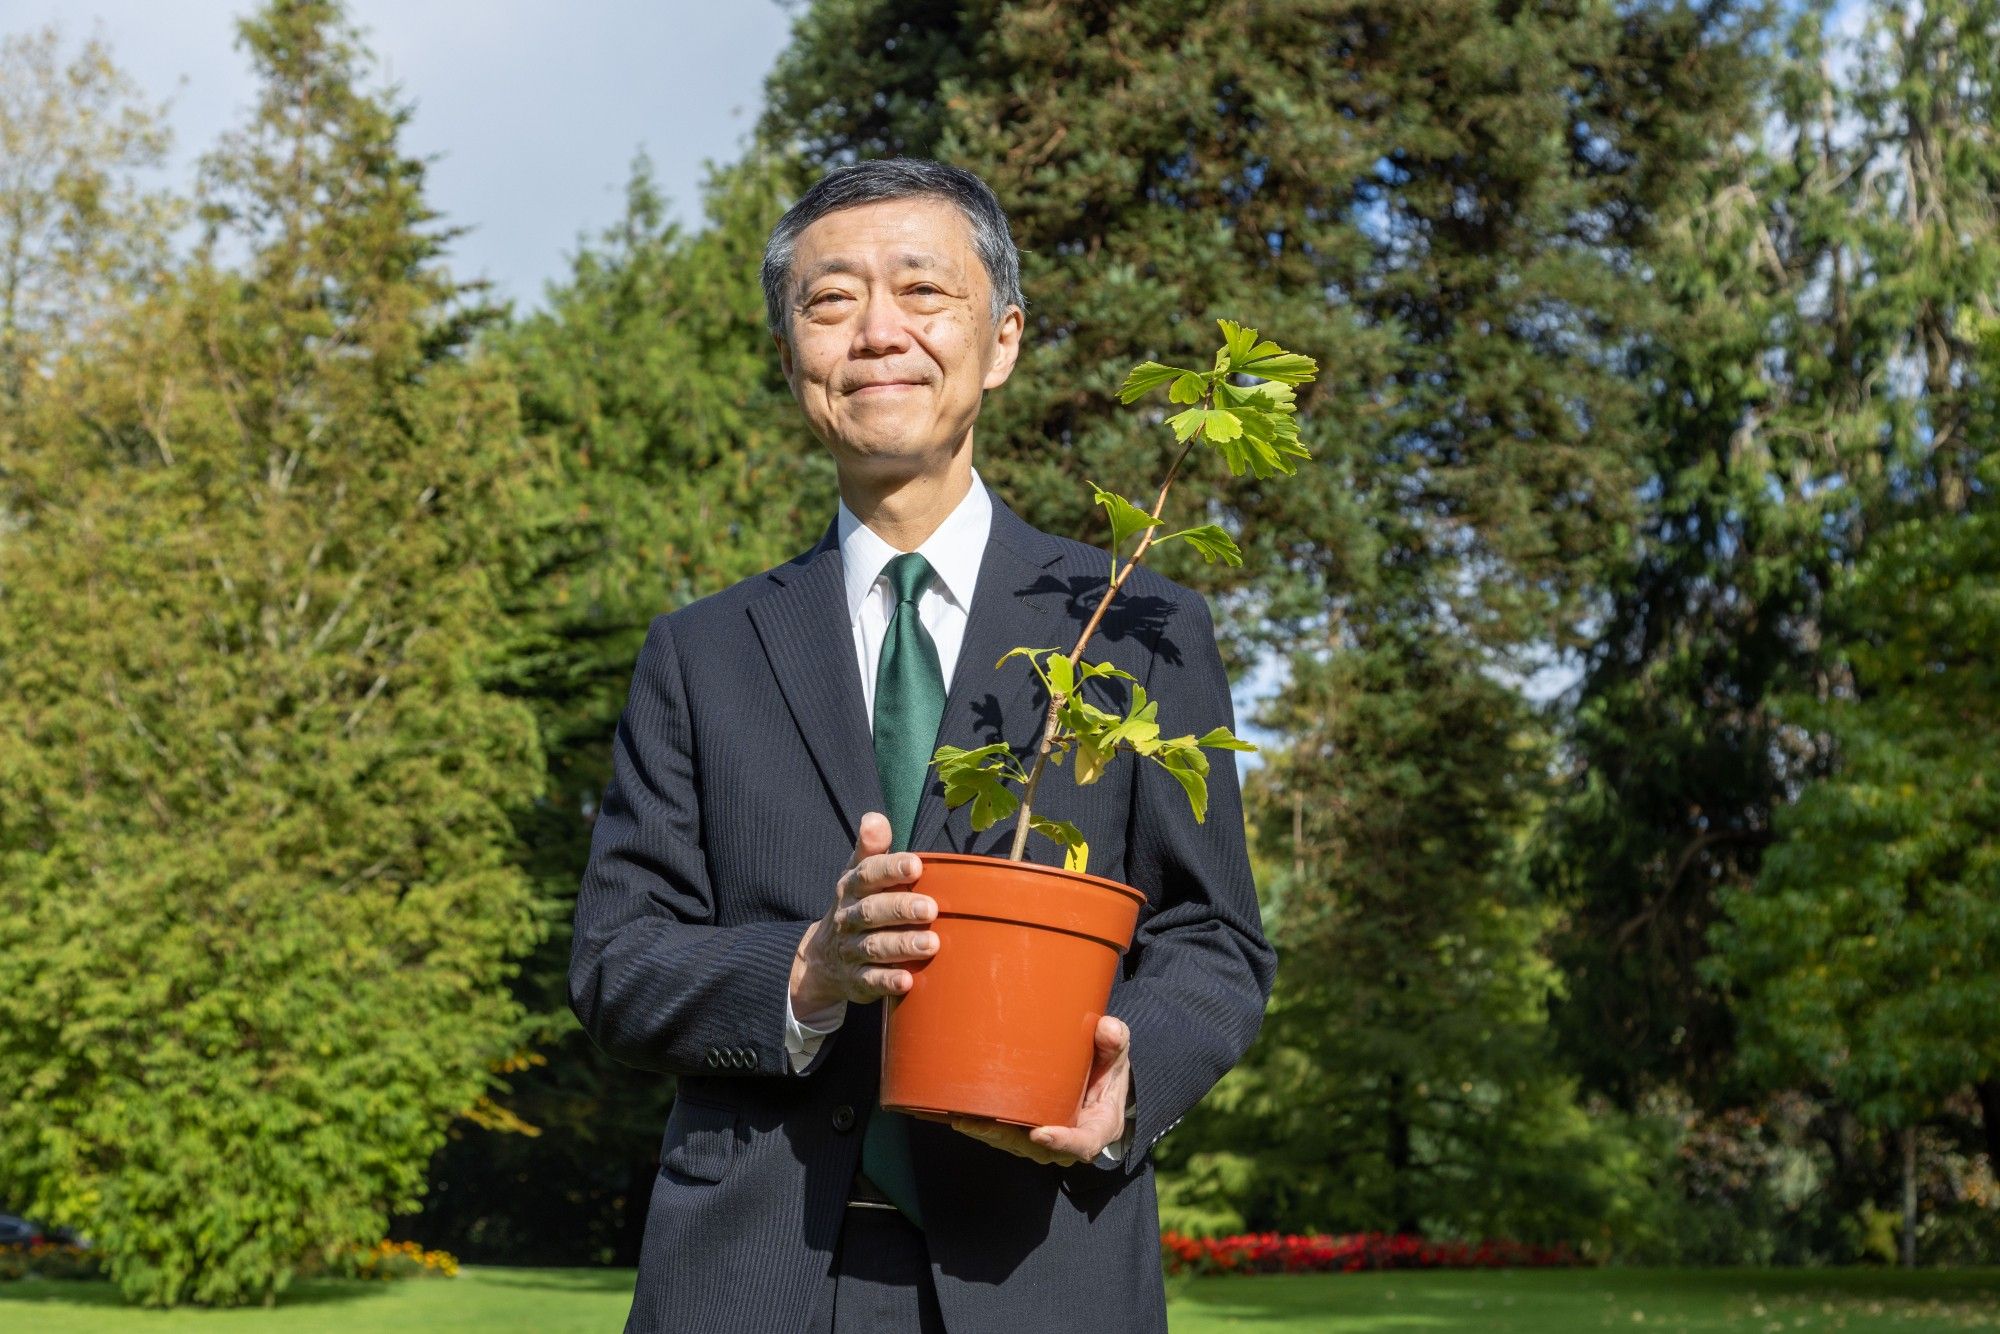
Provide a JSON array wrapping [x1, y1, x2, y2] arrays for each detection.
[[949, 1015, 1130, 1167]]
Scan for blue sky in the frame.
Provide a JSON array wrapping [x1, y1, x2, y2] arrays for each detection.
[[0, 1, 797, 310]]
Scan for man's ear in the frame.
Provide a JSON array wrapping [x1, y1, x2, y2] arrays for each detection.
[[773, 330, 793, 380], [981, 304, 1025, 392]]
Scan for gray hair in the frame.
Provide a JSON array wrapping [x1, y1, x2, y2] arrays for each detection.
[[760, 158, 1025, 343]]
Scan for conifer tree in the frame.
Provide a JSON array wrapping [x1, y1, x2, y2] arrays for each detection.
[[1543, 0, 2000, 1119], [403, 151, 826, 1264], [0, 0, 546, 1305]]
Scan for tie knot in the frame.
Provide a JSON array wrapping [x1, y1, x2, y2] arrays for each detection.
[[882, 551, 935, 606]]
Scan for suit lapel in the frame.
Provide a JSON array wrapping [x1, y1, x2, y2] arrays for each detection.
[[746, 521, 885, 844], [747, 486, 1069, 851], [906, 491, 1068, 854]]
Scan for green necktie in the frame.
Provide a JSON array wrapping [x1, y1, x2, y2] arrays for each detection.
[[862, 550, 946, 1228]]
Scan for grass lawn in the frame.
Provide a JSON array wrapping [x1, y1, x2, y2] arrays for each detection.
[[2, 1265, 1997, 1331]]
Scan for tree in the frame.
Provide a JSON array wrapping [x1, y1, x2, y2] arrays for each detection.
[[1537, 0, 2000, 1106], [1709, 458, 1999, 1263], [0, 0, 546, 1305], [1162, 634, 1644, 1246], [0, 25, 179, 403], [399, 149, 829, 1265]]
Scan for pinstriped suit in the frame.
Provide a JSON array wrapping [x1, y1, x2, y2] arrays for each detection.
[[568, 482, 1275, 1332]]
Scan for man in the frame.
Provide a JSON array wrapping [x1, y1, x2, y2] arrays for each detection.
[[569, 158, 1275, 1333]]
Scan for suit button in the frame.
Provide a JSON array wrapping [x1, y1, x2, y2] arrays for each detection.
[[831, 1104, 856, 1133]]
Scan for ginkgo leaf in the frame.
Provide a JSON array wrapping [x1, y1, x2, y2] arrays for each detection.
[[1164, 523, 1244, 566], [1235, 347, 1318, 385], [1197, 725, 1258, 752], [1169, 371, 1208, 404], [932, 743, 1022, 830], [1202, 409, 1244, 442], [1029, 817, 1090, 874], [1090, 480, 1164, 549], [1166, 407, 1208, 443], [1117, 361, 1185, 403]]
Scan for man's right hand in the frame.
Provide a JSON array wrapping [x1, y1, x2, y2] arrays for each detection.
[[789, 810, 938, 1017]]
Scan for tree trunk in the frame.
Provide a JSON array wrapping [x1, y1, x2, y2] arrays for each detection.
[[1901, 1125, 1918, 1269]]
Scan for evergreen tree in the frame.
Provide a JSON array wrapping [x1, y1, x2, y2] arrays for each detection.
[[1703, 2, 2000, 1260], [401, 150, 828, 1265], [1542, 0, 2000, 1113], [0, 0, 546, 1305]]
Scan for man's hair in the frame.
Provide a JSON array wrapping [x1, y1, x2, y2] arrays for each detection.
[[760, 158, 1025, 343]]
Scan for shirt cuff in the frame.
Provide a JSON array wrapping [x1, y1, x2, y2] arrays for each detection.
[[783, 989, 847, 1074], [1091, 1098, 1139, 1167]]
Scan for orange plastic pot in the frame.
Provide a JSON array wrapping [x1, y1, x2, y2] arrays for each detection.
[[879, 851, 1147, 1129]]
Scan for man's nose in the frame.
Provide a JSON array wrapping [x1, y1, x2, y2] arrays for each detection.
[[852, 291, 913, 355]]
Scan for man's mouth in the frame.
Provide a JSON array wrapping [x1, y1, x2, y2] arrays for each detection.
[[851, 381, 925, 395]]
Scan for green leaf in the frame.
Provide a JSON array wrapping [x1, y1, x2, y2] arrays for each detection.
[[1075, 658, 1138, 685], [1235, 347, 1318, 386], [932, 742, 1022, 830], [1029, 817, 1090, 874], [1202, 409, 1243, 442], [1151, 738, 1213, 822], [1044, 652, 1075, 699], [1217, 318, 1260, 367], [1197, 725, 1258, 753], [1163, 523, 1243, 566], [1090, 480, 1164, 549], [1166, 407, 1208, 443], [1117, 361, 1185, 403], [1168, 371, 1208, 404]]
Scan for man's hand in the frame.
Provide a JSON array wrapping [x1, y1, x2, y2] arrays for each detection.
[[790, 811, 938, 1016], [950, 1015, 1132, 1166]]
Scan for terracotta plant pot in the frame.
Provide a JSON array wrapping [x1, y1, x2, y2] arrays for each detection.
[[879, 851, 1147, 1129]]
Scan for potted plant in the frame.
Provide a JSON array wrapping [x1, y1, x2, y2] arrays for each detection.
[[879, 319, 1317, 1129]]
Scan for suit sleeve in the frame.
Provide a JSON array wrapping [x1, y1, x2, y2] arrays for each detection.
[[567, 612, 832, 1078], [1097, 586, 1277, 1174]]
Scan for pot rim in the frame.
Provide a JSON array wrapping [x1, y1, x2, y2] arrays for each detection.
[[910, 849, 1149, 907]]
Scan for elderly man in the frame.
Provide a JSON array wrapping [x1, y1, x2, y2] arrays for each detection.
[[569, 158, 1274, 1333]]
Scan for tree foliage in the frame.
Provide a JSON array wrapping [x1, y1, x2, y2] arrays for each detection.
[[0, 2, 546, 1304]]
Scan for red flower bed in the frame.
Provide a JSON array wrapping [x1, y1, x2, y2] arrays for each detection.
[[1160, 1230, 1581, 1276]]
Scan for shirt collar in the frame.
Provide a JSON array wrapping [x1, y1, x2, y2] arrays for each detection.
[[837, 466, 993, 623]]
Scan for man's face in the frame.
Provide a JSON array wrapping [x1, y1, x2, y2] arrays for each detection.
[[776, 196, 1022, 481]]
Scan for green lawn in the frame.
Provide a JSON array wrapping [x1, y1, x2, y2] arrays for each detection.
[[2, 1266, 1996, 1331]]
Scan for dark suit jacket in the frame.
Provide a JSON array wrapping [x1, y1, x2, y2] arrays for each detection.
[[569, 483, 1276, 1333]]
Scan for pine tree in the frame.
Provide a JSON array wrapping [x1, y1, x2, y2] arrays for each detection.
[[0, 1, 546, 1305]]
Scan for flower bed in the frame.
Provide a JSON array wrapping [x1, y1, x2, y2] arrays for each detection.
[[0, 1241, 103, 1282], [1161, 1230, 1581, 1276]]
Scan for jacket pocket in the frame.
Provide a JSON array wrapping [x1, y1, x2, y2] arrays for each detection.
[[660, 1092, 738, 1184]]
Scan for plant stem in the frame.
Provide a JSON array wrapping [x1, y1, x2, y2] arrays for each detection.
[[1006, 403, 1209, 862]]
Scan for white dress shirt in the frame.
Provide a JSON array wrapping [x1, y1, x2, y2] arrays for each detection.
[[779, 467, 1133, 1164]]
